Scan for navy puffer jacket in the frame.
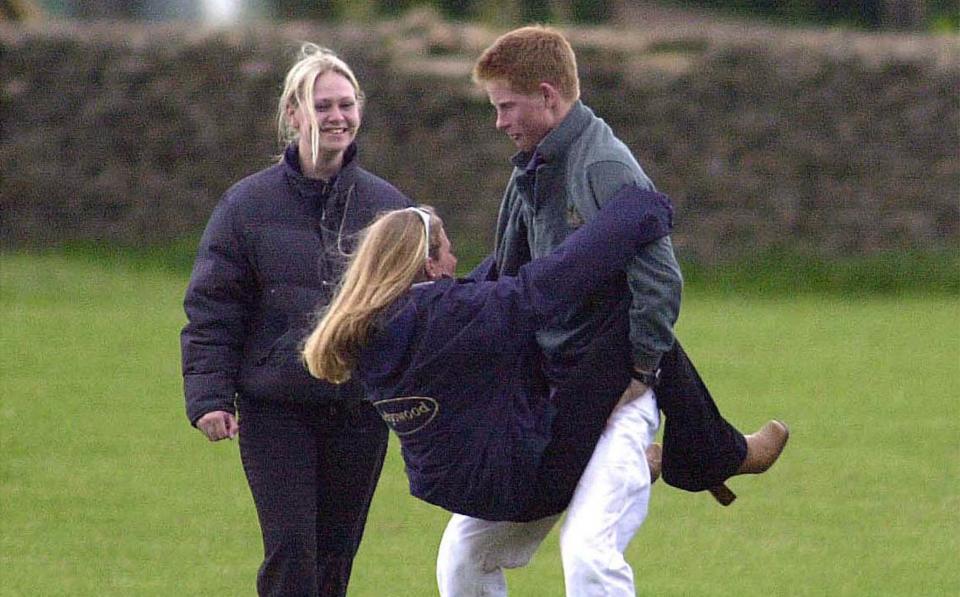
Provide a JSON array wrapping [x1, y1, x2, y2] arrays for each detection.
[[181, 143, 412, 424]]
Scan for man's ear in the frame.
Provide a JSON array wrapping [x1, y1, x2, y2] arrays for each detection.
[[539, 82, 561, 109]]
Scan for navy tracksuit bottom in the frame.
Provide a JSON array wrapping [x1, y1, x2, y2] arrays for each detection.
[[237, 397, 388, 597], [518, 304, 747, 521]]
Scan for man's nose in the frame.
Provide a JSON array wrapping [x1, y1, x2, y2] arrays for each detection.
[[495, 112, 508, 130]]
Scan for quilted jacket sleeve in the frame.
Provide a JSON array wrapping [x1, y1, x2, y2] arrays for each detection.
[[180, 196, 254, 425]]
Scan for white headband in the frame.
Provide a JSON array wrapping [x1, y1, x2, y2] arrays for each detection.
[[404, 207, 432, 261]]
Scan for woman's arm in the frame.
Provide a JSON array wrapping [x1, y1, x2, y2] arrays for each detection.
[[180, 198, 254, 426], [515, 184, 673, 327]]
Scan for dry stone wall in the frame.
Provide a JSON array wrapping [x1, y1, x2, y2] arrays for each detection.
[[1, 19, 957, 263]]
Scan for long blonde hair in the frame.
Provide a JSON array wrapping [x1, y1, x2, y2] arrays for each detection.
[[302, 207, 441, 384]]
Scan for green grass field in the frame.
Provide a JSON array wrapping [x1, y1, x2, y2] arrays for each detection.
[[1, 253, 958, 596]]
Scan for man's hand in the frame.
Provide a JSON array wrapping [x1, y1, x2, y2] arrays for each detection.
[[196, 410, 239, 442], [617, 378, 650, 409]]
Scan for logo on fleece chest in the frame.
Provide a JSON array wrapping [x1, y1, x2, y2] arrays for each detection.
[[373, 396, 439, 436], [526, 200, 583, 259]]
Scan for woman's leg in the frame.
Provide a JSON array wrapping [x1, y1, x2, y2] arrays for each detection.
[[656, 340, 748, 491], [517, 307, 634, 522], [313, 400, 389, 595], [437, 514, 559, 597], [559, 389, 660, 597], [238, 399, 387, 597], [239, 399, 322, 596]]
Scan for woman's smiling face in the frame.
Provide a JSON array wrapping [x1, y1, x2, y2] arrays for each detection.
[[288, 70, 361, 162]]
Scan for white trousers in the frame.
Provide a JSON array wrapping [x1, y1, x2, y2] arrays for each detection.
[[436, 390, 660, 597]]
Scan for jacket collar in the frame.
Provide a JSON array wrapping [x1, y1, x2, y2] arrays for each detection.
[[283, 142, 358, 181], [510, 100, 592, 171], [282, 142, 359, 206]]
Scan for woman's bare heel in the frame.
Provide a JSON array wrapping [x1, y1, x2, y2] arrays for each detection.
[[708, 483, 737, 506]]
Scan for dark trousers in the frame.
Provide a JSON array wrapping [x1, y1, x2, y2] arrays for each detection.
[[519, 307, 747, 520], [518, 306, 635, 521], [237, 397, 388, 597], [657, 340, 748, 491]]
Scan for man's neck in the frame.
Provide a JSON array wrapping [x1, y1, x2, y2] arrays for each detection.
[[531, 99, 579, 160], [552, 99, 574, 125]]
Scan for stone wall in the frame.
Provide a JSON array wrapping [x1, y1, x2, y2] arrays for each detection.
[[2, 18, 957, 262]]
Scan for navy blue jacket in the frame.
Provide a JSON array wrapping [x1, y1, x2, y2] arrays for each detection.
[[357, 186, 673, 520], [181, 144, 411, 424]]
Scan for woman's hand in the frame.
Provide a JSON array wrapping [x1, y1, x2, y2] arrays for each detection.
[[196, 410, 239, 442]]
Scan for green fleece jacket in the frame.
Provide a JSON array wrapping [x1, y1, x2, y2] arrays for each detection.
[[493, 101, 682, 372]]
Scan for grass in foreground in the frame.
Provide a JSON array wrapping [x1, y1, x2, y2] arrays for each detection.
[[1, 253, 958, 596]]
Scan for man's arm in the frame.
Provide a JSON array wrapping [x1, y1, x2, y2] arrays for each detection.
[[586, 161, 683, 374], [625, 236, 682, 372]]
